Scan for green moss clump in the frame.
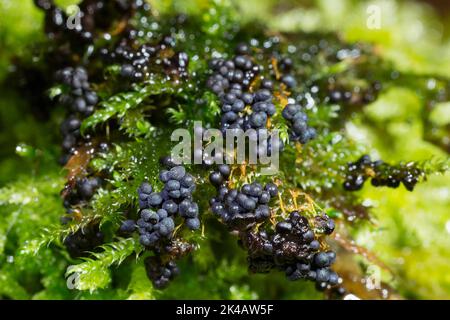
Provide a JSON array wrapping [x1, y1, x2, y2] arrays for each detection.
[[0, 0, 449, 300]]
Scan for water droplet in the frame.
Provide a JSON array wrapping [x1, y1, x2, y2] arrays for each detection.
[[15, 143, 33, 158]]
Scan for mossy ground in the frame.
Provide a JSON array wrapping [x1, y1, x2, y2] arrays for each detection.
[[0, 0, 449, 299]]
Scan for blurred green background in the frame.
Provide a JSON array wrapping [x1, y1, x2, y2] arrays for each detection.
[[0, 0, 449, 299]]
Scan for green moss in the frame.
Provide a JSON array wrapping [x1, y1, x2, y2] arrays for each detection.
[[0, 0, 449, 300]]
